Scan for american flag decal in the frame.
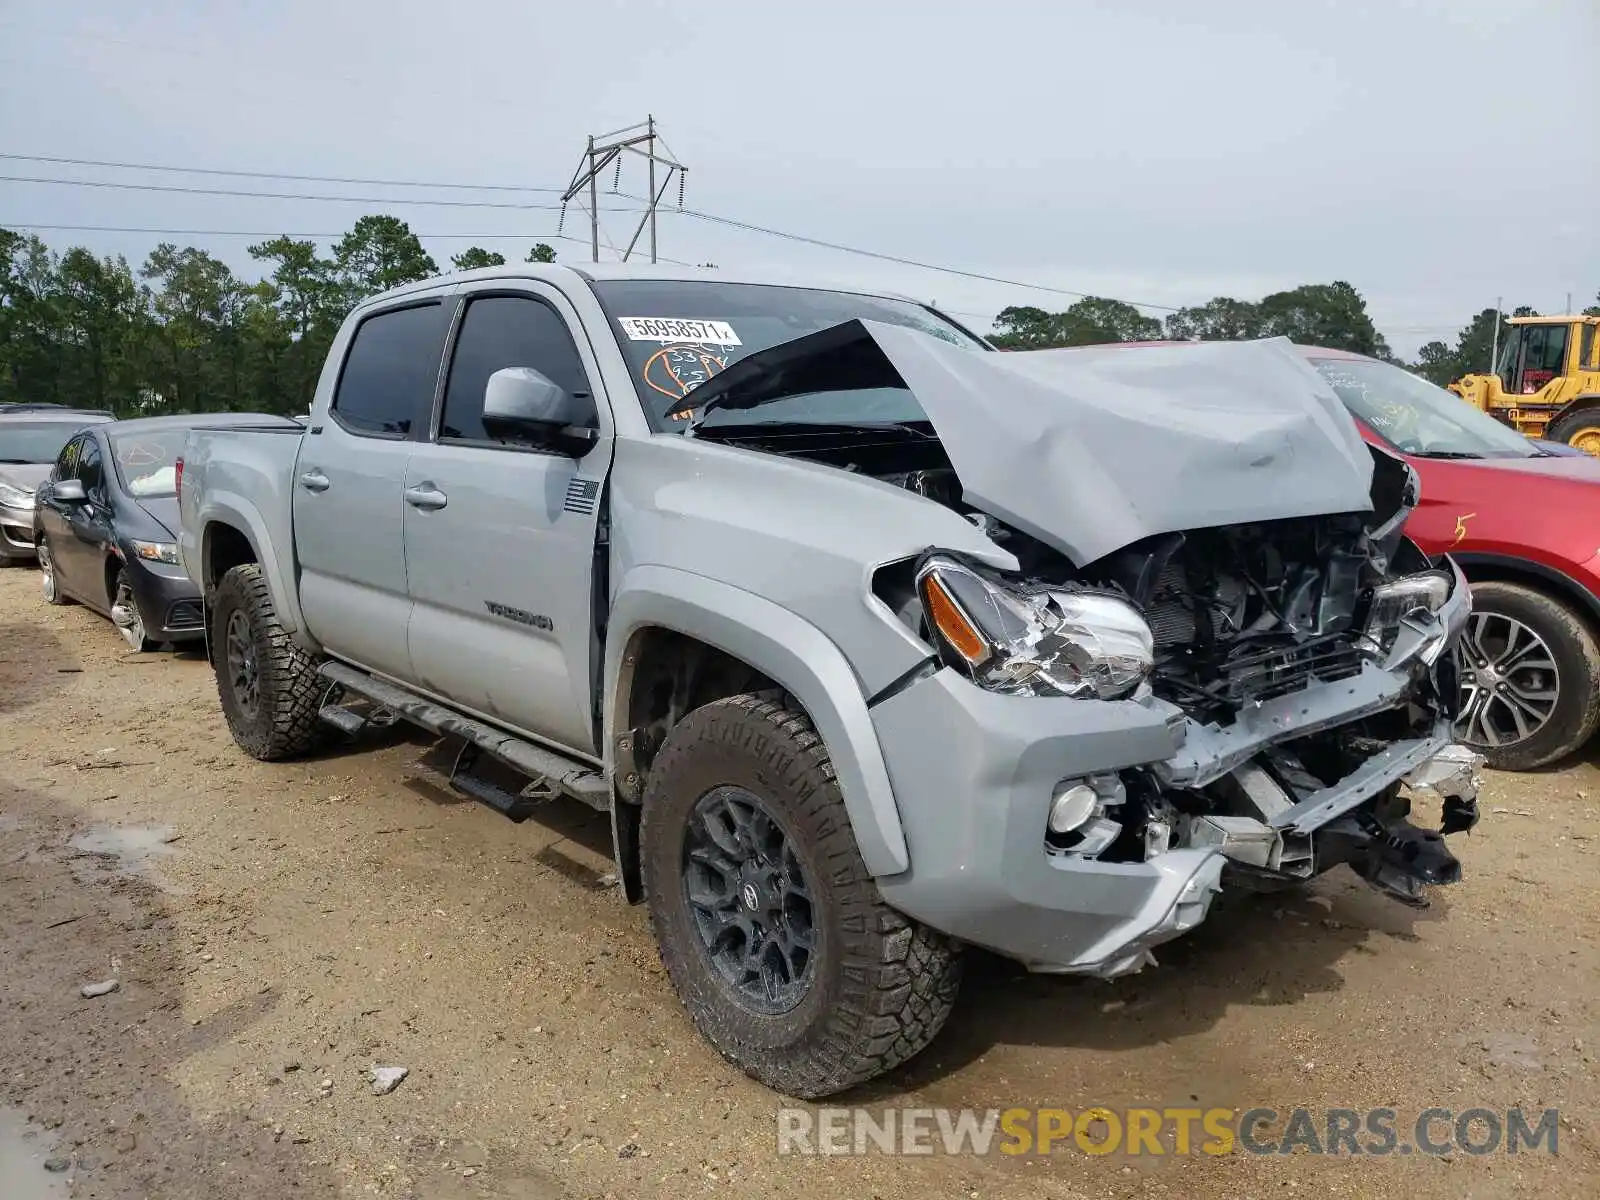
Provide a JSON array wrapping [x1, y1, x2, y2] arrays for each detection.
[[563, 477, 601, 516]]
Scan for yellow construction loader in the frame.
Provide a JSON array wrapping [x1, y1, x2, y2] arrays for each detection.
[[1450, 313, 1600, 455]]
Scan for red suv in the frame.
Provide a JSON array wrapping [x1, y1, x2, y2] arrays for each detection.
[[1301, 347, 1600, 770]]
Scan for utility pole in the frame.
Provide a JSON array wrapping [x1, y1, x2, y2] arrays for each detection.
[[1489, 296, 1502, 373], [561, 117, 686, 263]]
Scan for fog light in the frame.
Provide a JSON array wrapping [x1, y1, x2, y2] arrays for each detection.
[[1048, 782, 1099, 834]]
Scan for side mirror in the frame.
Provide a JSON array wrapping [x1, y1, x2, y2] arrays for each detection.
[[53, 479, 87, 503], [482, 367, 595, 451]]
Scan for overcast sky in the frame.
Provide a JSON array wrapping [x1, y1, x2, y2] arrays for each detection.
[[1, 0, 1595, 355]]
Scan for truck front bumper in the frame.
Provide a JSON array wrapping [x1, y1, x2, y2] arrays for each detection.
[[869, 663, 1480, 977]]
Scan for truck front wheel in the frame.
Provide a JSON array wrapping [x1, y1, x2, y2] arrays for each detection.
[[641, 693, 961, 1099], [211, 563, 327, 761]]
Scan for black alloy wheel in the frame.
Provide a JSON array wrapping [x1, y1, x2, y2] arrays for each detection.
[[682, 785, 817, 1015]]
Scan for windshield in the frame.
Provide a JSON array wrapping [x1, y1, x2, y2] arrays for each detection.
[[1309, 356, 1538, 459], [0, 421, 93, 464], [110, 429, 187, 497], [589, 280, 988, 431]]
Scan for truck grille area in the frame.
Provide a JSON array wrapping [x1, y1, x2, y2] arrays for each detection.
[[1208, 636, 1364, 705], [1152, 634, 1367, 719], [1115, 515, 1377, 724]]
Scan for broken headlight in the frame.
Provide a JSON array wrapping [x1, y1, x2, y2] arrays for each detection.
[[915, 556, 1154, 699], [1357, 566, 1469, 668]]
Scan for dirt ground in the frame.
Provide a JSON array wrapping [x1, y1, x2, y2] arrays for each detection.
[[1, 564, 1596, 1200]]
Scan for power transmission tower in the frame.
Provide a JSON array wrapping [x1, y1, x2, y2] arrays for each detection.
[[561, 116, 686, 264]]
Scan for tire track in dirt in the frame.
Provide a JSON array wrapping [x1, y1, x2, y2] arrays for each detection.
[[0, 783, 343, 1199]]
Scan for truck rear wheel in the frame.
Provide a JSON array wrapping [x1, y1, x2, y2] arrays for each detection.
[[641, 693, 961, 1099], [1454, 581, 1600, 770], [211, 563, 328, 761]]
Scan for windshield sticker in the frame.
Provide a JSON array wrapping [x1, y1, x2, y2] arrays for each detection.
[[619, 317, 742, 347], [642, 344, 731, 419]]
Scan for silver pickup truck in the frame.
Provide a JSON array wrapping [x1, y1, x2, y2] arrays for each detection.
[[178, 263, 1482, 1098]]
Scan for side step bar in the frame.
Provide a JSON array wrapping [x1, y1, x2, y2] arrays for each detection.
[[318, 703, 369, 737], [318, 661, 611, 813]]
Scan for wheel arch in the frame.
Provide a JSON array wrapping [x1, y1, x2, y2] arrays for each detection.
[[604, 565, 911, 903], [194, 493, 310, 648], [1450, 552, 1600, 633]]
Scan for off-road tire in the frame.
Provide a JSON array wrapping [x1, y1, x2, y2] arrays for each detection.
[[1460, 581, 1600, 771], [212, 563, 327, 761], [641, 693, 962, 1099]]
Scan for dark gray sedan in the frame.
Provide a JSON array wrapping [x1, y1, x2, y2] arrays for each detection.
[[32, 413, 299, 650]]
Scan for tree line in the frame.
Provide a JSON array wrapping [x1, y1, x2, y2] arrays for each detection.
[[3, 214, 1596, 417], [992, 282, 1392, 358], [992, 285, 1600, 386], [0, 216, 556, 417]]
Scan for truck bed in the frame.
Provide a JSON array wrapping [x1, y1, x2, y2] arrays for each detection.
[[176, 422, 306, 625]]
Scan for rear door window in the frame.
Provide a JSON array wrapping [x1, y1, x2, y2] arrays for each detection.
[[332, 303, 446, 437], [439, 295, 595, 444]]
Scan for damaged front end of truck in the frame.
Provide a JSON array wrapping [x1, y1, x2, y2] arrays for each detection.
[[678, 322, 1484, 976], [911, 512, 1480, 914]]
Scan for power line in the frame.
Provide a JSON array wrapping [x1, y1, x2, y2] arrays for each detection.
[[626, 197, 1491, 331], [635, 197, 1186, 313], [0, 173, 649, 212], [0, 152, 565, 194], [0, 157, 1187, 311]]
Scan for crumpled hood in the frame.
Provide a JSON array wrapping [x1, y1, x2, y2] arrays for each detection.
[[861, 325, 1377, 564], [687, 322, 1379, 565], [0, 463, 52, 494]]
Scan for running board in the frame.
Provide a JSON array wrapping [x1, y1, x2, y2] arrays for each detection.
[[318, 703, 369, 736], [317, 661, 611, 813]]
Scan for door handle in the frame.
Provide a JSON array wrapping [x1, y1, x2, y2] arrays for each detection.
[[404, 483, 448, 511], [299, 470, 331, 493]]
